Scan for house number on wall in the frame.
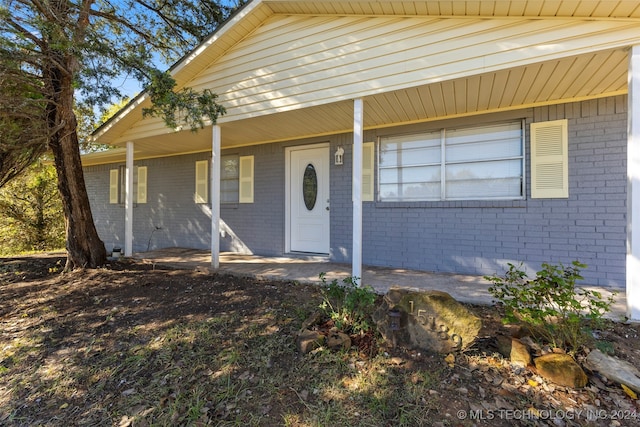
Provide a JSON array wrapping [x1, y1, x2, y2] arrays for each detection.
[[409, 300, 462, 350]]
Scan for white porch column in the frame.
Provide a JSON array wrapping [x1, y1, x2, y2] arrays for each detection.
[[352, 98, 364, 284], [125, 141, 134, 257], [211, 125, 222, 269], [628, 46, 640, 320]]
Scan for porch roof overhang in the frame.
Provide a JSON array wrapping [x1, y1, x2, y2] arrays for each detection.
[[84, 0, 639, 166]]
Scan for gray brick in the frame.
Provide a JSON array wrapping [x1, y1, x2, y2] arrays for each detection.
[[85, 95, 629, 289]]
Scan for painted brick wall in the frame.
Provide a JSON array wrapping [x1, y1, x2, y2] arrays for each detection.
[[84, 163, 125, 253], [85, 152, 213, 253], [329, 96, 627, 288], [84, 95, 627, 288], [220, 142, 286, 256]]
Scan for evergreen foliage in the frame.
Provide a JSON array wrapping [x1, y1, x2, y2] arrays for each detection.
[[0, 162, 65, 254], [0, 0, 246, 268]]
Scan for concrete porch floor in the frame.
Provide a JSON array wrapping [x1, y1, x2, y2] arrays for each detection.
[[133, 247, 628, 321]]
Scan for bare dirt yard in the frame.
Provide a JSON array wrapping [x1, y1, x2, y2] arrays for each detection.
[[1, 254, 640, 426]]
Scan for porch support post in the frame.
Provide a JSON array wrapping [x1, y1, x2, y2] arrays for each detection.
[[211, 124, 222, 269], [628, 45, 640, 320], [125, 141, 134, 257], [352, 98, 364, 284]]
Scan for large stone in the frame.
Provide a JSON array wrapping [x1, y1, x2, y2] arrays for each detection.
[[372, 287, 482, 353], [326, 332, 351, 350], [585, 349, 640, 393], [296, 329, 325, 354], [510, 338, 532, 367], [534, 353, 588, 388]]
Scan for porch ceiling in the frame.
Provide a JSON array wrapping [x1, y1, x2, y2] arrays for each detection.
[[264, 1, 640, 18], [83, 46, 628, 166]]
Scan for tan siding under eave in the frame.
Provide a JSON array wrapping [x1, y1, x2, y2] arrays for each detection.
[[579, 50, 628, 95], [105, 12, 639, 146], [190, 15, 640, 121], [264, 1, 640, 19]]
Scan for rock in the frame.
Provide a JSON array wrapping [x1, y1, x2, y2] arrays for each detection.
[[519, 336, 543, 357], [326, 332, 351, 350], [584, 349, 640, 393], [372, 287, 482, 353], [495, 334, 513, 358], [296, 329, 325, 354], [534, 353, 588, 388], [300, 311, 324, 331], [510, 338, 532, 367]]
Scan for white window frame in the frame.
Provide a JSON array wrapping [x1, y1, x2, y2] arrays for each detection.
[[377, 121, 525, 202]]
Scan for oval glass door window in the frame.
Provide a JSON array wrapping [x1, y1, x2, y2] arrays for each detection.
[[303, 164, 318, 211]]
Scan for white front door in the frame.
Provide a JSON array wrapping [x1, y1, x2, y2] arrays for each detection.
[[288, 145, 330, 254]]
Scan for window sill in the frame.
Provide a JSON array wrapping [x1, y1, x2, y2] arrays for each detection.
[[373, 199, 527, 209]]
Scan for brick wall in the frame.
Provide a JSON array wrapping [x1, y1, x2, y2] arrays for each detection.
[[329, 96, 627, 288], [84, 95, 627, 288]]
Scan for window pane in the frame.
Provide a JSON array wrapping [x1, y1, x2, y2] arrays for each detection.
[[380, 182, 440, 201], [221, 155, 239, 203], [222, 157, 239, 179], [380, 132, 441, 201], [446, 123, 522, 162], [446, 159, 522, 199], [380, 132, 440, 167], [302, 164, 318, 211], [378, 122, 523, 201]]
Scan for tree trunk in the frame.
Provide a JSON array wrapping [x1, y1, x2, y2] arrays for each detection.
[[46, 60, 107, 270]]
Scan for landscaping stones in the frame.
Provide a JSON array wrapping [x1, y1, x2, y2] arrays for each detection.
[[296, 329, 325, 354], [534, 353, 588, 388], [326, 332, 351, 350], [585, 349, 640, 393], [509, 338, 532, 367], [373, 287, 482, 353]]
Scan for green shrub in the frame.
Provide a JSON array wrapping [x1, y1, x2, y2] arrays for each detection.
[[485, 261, 616, 353], [318, 273, 377, 335]]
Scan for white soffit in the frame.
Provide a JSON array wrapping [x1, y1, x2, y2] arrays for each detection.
[[265, 1, 640, 18], [92, 0, 640, 155]]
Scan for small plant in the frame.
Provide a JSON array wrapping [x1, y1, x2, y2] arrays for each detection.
[[485, 261, 616, 353], [318, 273, 377, 335]]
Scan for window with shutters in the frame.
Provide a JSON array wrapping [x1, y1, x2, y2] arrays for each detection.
[[378, 121, 524, 201], [109, 166, 147, 204], [220, 155, 254, 204], [530, 120, 568, 199]]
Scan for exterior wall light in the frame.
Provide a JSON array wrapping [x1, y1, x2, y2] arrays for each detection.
[[334, 146, 344, 165]]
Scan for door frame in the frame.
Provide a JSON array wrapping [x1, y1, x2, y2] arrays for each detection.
[[285, 142, 330, 254]]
